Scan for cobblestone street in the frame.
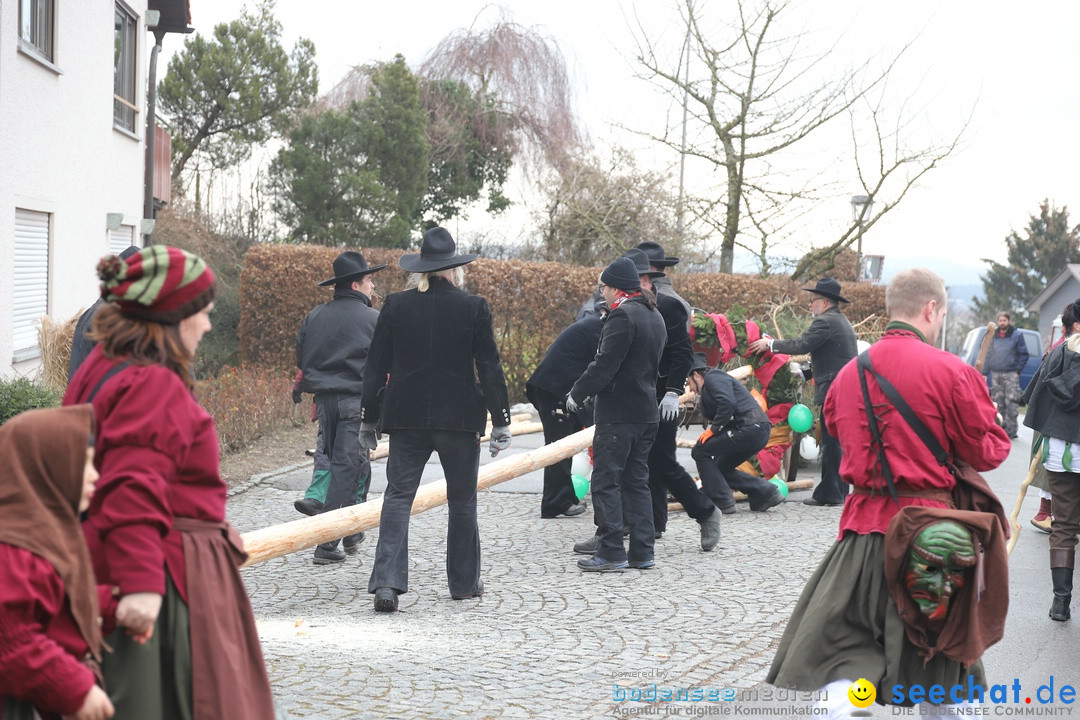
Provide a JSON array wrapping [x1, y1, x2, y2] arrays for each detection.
[[227, 424, 840, 719]]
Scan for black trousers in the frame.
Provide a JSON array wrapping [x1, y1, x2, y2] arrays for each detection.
[[692, 422, 776, 510], [591, 421, 658, 563], [648, 416, 717, 532], [368, 429, 481, 597], [316, 393, 367, 548], [526, 384, 583, 517], [815, 406, 848, 505]]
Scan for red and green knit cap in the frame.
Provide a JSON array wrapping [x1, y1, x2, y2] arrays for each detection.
[[96, 245, 216, 323]]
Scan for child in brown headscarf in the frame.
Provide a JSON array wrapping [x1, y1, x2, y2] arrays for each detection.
[[0, 405, 117, 720]]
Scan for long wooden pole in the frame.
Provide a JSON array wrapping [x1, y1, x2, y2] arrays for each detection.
[[240, 426, 594, 567]]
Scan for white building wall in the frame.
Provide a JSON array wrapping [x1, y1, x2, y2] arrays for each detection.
[[0, 0, 149, 379]]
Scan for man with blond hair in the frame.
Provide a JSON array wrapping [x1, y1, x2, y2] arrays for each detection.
[[768, 268, 1010, 717]]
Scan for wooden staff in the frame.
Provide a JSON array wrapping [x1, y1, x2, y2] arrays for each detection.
[[240, 426, 595, 567], [974, 322, 997, 373], [1007, 441, 1043, 556], [667, 478, 814, 510]]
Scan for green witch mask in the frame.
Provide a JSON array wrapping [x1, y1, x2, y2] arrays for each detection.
[[904, 521, 976, 622]]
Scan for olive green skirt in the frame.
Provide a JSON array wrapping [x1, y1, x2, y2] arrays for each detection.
[[766, 532, 985, 707]]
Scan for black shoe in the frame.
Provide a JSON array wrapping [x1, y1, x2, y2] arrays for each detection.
[[343, 531, 366, 555], [627, 558, 656, 569], [718, 503, 737, 515], [577, 556, 628, 572], [374, 587, 399, 612], [452, 578, 484, 600], [313, 544, 345, 565], [699, 508, 721, 552], [560, 502, 588, 518], [751, 489, 784, 512], [294, 497, 324, 516], [803, 497, 842, 507], [573, 534, 600, 555]]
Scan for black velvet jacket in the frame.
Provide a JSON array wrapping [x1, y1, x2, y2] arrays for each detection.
[[361, 277, 511, 433]]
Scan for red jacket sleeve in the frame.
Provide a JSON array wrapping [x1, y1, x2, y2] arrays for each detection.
[[89, 367, 196, 595], [0, 546, 96, 716]]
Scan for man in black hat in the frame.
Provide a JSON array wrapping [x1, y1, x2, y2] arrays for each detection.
[[622, 248, 721, 549], [567, 256, 667, 572], [748, 277, 858, 506], [296, 250, 386, 564], [362, 227, 512, 611], [687, 352, 784, 513], [636, 240, 692, 332]]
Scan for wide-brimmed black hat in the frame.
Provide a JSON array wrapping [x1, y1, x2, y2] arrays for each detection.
[[319, 250, 387, 287], [621, 248, 666, 278], [689, 352, 710, 374], [600, 257, 641, 292], [636, 240, 680, 267], [399, 227, 477, 273], [802, 277, 850, 304]]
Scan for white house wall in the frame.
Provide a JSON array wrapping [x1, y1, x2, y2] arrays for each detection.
[[0, 0, 149, 379]]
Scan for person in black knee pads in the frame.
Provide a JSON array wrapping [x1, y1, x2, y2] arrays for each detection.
[[687, 353, 784, 513]]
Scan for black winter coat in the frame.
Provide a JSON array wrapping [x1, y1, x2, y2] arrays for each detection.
[[569, 295, 666, 425], [655, 291, 694, 398], [361, 277, 511, 433], [699, 369, 770, 430], [296, 289, 379, 396], [1022, 340, 1080, 444], [770, 306, 857, 405], [527, 315, 604, 398]]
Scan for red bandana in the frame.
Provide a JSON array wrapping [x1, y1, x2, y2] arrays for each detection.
[[611, 290, 641, 309]]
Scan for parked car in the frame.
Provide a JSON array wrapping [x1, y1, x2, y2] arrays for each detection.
[[959, 326, 1043, 392]]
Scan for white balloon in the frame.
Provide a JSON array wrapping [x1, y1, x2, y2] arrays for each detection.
[[571, 451, 592, 478], [800, 435, 819, 461]]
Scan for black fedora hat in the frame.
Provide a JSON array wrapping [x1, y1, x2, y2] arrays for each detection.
[[399, 227, 478, 273], [802, 277, 850, 304], [318, 251, 387, 287], [621, 248, 666, 278], [636, 240, 680, 267]]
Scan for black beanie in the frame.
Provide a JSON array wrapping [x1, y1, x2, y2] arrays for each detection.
[[600, 257, 641, 292]]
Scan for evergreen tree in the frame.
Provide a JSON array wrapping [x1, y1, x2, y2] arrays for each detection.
[[270, 56, 428, 249], [974, 201, 1080, 326], [159, 0, 317, 185]]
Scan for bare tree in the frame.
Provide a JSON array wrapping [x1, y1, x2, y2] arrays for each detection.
[[634, 0, 966, 276], [527, 147, 697, 266]]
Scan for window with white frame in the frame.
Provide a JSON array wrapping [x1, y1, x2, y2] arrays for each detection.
[[19, 0, 55, 62], [113, 3, 138, 132], [13, 209, 50, 362]]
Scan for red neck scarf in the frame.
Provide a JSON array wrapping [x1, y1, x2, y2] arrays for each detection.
[[611, 290, 641, 309]]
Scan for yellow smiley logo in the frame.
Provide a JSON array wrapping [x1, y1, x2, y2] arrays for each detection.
[[847, 678, 876, 708]]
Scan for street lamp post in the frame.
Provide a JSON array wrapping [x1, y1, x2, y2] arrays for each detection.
[[851, 194, 872, 280]]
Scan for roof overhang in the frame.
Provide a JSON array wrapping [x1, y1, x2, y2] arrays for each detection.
[[1026, 264, 1080, 311]]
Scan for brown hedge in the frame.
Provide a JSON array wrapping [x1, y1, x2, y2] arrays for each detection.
[[238, 245, 886, 402]]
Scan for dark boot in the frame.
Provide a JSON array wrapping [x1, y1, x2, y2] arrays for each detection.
[[1050, 547, 1074, 622]]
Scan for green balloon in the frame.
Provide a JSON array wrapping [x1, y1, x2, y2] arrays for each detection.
[[572, 474, 590, 500], [787, 403, 814, 433], [768, 476, 789, 497]]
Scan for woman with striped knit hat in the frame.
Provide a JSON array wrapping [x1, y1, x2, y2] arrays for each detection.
[[64, 246, 278, 719]]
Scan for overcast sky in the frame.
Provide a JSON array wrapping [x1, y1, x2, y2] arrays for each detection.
[[172, 1, 1080, 282]]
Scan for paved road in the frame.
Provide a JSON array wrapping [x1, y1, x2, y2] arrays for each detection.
[[227, 413, 1078, 719]]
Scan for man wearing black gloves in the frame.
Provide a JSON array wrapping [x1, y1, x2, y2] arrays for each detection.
[[688, 353, 784, 513], [362, 227, 512, 611], [567, 257, 667, 572], [296, 251, 385, 564], [622, 247, 721, 550]]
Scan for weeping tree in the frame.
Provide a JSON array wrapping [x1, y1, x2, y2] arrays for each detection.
[[418, 10, 584, 175]]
